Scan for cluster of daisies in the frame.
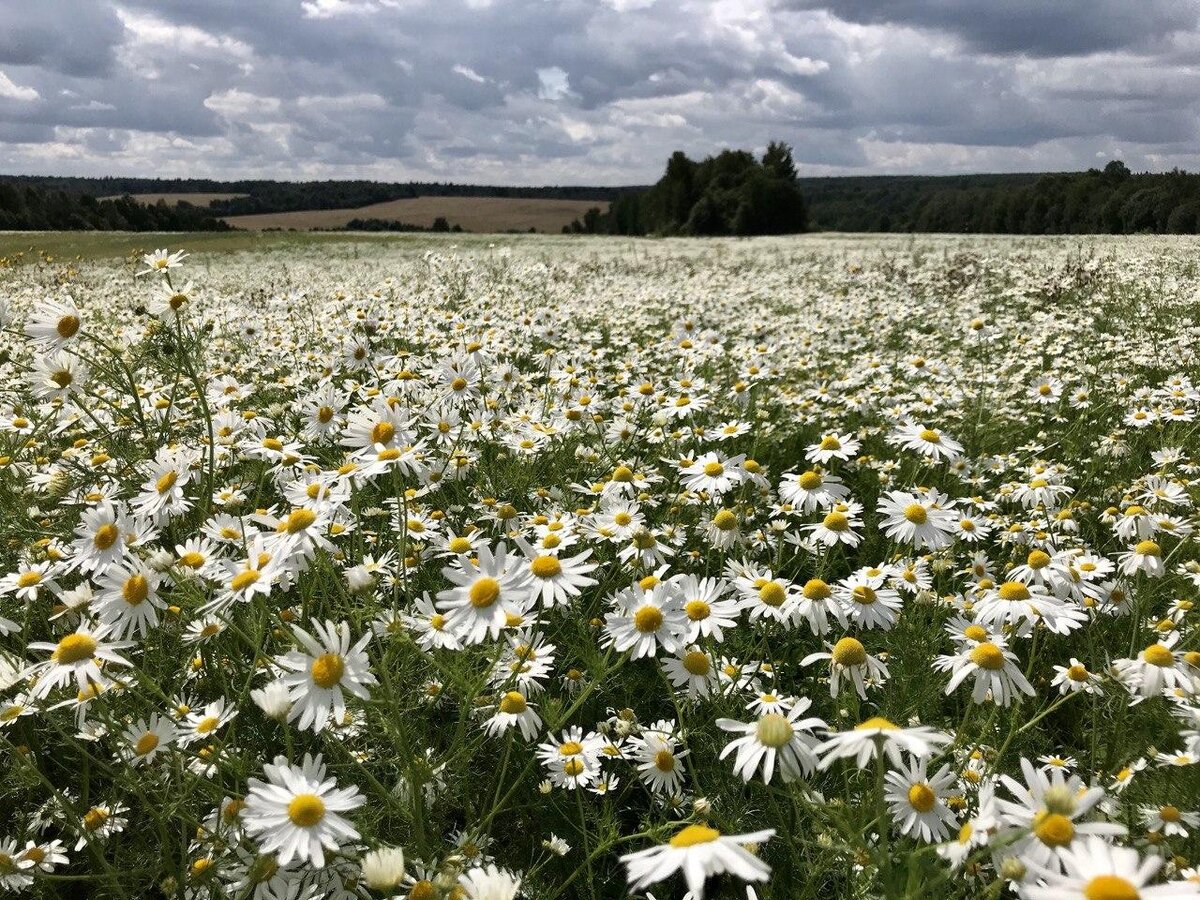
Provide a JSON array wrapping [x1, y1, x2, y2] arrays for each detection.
[[0, 235, 1198, 898]]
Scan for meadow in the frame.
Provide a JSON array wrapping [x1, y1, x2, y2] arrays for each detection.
[[0, 231, 1198, 899]]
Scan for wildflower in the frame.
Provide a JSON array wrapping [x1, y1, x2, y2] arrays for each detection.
[[242, 754, 364, 868], [619, 824, 774, 899]]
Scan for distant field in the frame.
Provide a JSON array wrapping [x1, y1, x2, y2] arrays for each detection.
[[99, 192, 249, 205], [223, 195, 607, 233]]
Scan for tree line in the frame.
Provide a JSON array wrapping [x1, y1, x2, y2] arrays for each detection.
[[0, 183, 230, 231], [5, 157, 1200, 235], [569, 157, 1200, 235], [567, 142, 807, 236]]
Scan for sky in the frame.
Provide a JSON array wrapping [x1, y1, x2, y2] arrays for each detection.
[[0, 0, 1198, 185]]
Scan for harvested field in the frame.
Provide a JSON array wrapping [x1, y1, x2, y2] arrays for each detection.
[[222, 195, 607, 232]]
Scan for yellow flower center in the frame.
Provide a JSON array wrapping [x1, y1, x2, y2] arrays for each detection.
[[907, 783, 936, 813], [682, 651, 710, 675], [286, 794, 326, 828], [1160, 805, 1181, 823], [230, 570, 260, 591], [964, 624, 988, 641], [1027, 550, 1051, 569], [1135, 540, 1160, 557], [712, 509, 738, 531], [53, 633, 97, 664], [16, 571, 42, 588], [998, 581, 1031, 602], [654, 749, 676, 771], [856, 717, 898, 731], [371, 422, 396, 445], [755, 713, 793, 748], [286, 509, 317, 533], [823, 511, 849, 532], [703, 461, 724, 477], [803, 579, 831, 600], [134, 732, 160, 756], [156, 471, 178, 494], [123, 574, 150, 606], [1067, 664, 1089, 681], [634, 606, 663, 633], [831, 637, 867, 667], [819, 435, 841, 451], [1143, 644, 1174, 667], [851, 585, 877, 605], [1033, 812, 1075, 847], [798, 470, 823, 490], [670, 824, 720, 847], [310, 653, 345, 688], [93, 523, 119, 550], [57, 314, 81, 338], [1082, 875, 1139, 900], [903, 503, 927, 525], [685, 599, 711, 621], [530, 556, 561, 579], [970, 642, 1006, 671], [499, 691, 527, 714], [759, 582, 786, 607], [919, 429, 940, 443], [469, 577, 501, 608]]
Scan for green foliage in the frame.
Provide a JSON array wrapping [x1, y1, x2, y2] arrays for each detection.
[[0, 184, 230, 232], [576, 143, 808, 236]]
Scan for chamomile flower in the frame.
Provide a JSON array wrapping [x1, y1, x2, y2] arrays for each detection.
[[619, 824, 774, 899], [275, 620, 377, 732], [242, 753, 365, 869], [716, 698, 826, 783], [884, 759, 959, 842]]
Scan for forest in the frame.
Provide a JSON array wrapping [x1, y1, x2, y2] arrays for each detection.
[[0, 182, 231, 231], [4, 157, 1200, 234], [570, 157, 1200, 235]]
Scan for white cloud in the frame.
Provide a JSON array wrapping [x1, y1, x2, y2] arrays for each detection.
[[453, 64, 488, 83], [0, 71, 40, 102], [204, 89, 282, 120], [537, 66, 571, 101]]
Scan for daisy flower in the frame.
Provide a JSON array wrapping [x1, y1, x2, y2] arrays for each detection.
[[602, 585, 688, 659], [242, 753, 365, 869], [484, 690, 543, 740], [877, 490, 957, 550], [890, 422, 964, 462], [619, 824, 774, 899], [884, 759, 959, 842], [1020, 836, 1197, 899], [806, 432, 860, 464], [996, 757, 1125, 874], [121, 714, 177, 766], [934, 639, 1036, 707], [716, 698, 826, 784], [23, 295, 83, 349], [23, 627, 134, 700], [137, 248, 189, 276], [513, 538, 598, 608], [1140, 804, 1199, 837], [778, 469, 849, 512], [801, 635, 890, 699], [437, 543, 535, 644], [816, 717, 952, 770], [275, 620, 377, 732]]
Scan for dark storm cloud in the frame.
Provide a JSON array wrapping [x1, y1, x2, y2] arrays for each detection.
[[785, 0, 1200, 58], [0, 0, 1197, 182]]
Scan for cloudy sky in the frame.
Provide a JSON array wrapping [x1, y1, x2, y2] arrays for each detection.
[[0, 0, 1197, 185]]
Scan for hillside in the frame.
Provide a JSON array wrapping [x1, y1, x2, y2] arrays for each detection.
[[223, 196, 609, 233]]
